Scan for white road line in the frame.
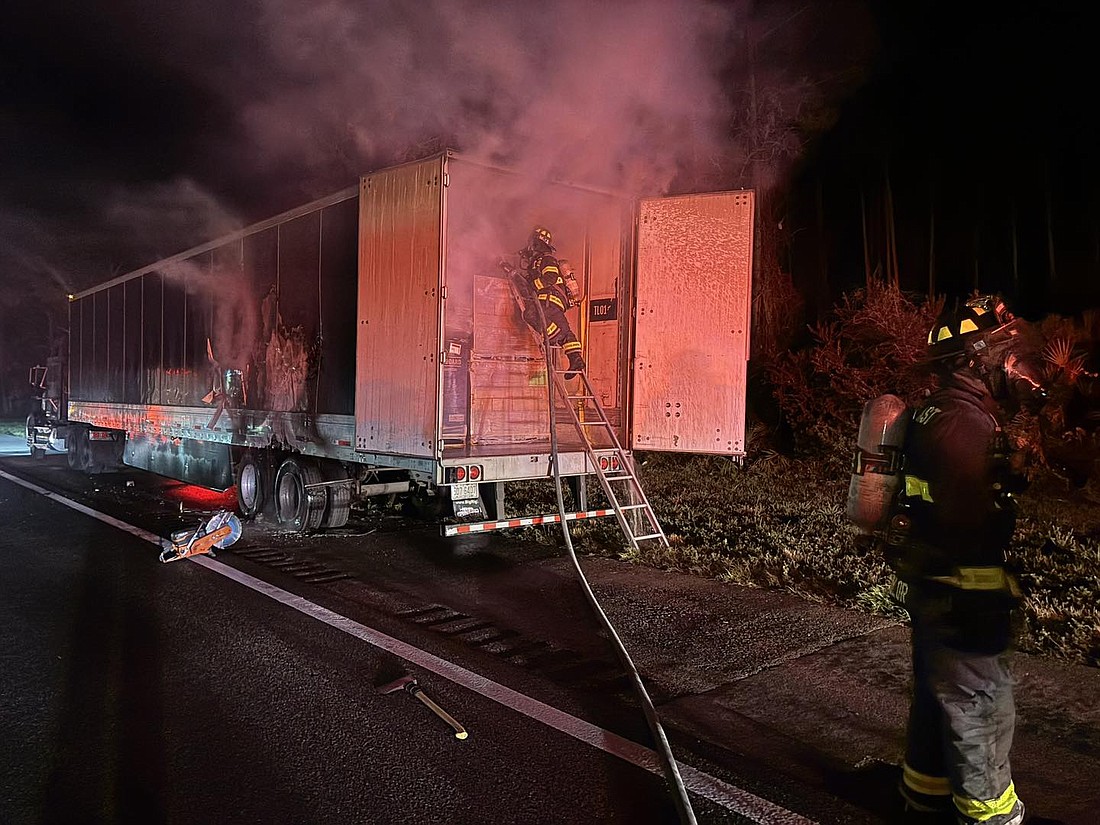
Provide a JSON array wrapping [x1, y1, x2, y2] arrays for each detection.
[[0, 468, 814, 825]]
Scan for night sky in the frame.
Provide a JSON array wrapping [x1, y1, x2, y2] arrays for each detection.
[[794, 3, 1100, 320], [1, 1, 1097, 390]]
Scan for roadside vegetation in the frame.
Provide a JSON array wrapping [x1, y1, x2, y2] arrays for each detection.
[[0, 420, 25, 437], [511, 282, 1100, 667]]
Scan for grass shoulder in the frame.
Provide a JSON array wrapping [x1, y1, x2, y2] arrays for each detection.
[[0, 419, 26, 437], [509, 451, 1099, 667]]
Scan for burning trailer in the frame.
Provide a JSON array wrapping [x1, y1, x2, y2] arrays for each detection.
[[38, 151, 753, 534]]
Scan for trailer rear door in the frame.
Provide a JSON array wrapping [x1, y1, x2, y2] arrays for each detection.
[[354, 156, 445, 457], [630, 190, 754, 455]]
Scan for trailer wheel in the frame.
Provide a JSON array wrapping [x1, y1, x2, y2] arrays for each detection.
[[274, 457, 326, 533], [320, 464, 351, 529], [81, 432, 106, 474], [67, 425, 88, 472], [234, 452, 269, 520], [70, 425, 109, 473]]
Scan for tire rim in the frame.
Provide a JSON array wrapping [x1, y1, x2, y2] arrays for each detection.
[[240, 463, 259, 511], [278, 473, 301, 524]]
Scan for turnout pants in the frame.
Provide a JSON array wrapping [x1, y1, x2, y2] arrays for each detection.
[[903, 609, 1021, 821], [523, 291, 581, 357]]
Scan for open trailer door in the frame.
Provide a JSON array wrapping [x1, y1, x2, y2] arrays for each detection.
[[630, 190, 754, 456]]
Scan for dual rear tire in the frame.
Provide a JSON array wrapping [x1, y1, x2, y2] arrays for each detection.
[[236, 452, 350, 533], [66, 424, 115, 474], [234, 451, 270, 520], [274, 457, 327, 533]]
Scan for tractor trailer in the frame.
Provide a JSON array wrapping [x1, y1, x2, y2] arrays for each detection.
[[31, 151, 754, 533]]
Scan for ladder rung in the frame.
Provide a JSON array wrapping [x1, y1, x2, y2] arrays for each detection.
[[538, 342, 666, 553]]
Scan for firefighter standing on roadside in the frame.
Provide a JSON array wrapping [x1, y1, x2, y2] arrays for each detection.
[[507, 225, 585, 377], [890, 295, 1047, 825]]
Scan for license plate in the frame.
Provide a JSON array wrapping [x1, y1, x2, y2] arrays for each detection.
[[450, 482, 479, 501]]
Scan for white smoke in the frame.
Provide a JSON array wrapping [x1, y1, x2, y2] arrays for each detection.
[[99, 177, 241, 261], [242, 0, 737, 196]]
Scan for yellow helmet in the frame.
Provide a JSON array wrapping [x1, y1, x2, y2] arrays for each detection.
[[529, 225, 554, 253], [926, 295, 1014, 360]]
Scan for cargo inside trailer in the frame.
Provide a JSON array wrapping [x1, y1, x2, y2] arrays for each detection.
[[441, 156, 628, 459]]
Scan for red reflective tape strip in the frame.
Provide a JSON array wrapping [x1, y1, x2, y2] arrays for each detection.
[[443, 510, 619, 537]]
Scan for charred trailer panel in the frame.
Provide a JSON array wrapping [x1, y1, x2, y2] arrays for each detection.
[[67, 187, 363, 494]]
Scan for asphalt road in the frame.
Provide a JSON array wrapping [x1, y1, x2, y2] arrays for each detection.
[[4, 446, 1092, 824], [1, 450, 811, 825], [0, 466, 752, 824]]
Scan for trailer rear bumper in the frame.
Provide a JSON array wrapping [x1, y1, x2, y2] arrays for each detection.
[[442, 508, 617, 536]]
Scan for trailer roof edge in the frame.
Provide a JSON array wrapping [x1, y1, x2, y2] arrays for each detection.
[[72, 185, 359, 299]]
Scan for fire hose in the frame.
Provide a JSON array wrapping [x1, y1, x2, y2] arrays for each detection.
[[534, 299, 699, 825]]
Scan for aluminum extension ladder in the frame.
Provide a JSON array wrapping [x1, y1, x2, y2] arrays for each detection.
[[545, 353, 669, 553]]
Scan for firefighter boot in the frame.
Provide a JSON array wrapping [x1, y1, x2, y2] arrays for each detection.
[[955, 800, 1025, 825], [898, 782, 955, 823], [565, 351, 586, 379]]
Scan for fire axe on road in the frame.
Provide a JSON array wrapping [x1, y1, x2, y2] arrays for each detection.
[[377, 675, 468, 740]]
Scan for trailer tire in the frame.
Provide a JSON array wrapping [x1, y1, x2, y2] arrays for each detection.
[[322, 485, 351, 529], [274, 457, 326, 533], [81, 433, 106, 474], [234, 451, 270, 520], [320, 464, 351, 530], [67, 425, 89, 472]]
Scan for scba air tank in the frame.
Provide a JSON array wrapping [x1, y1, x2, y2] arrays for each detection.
[[846, 394, 910, 535]]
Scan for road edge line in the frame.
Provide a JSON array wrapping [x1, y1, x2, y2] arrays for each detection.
[[0, 467, 813, 825]]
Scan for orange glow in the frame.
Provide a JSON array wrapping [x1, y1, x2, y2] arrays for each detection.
[[162, 482, 237, 508]]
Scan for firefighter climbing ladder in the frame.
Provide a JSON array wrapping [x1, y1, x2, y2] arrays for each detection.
[[457, 264, 669, 551], [544, 357, 669, 552]]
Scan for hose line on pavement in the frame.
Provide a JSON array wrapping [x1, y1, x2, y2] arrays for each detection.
[[536, 304, 699, 825]]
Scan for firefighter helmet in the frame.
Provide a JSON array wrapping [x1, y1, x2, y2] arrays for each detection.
[[927, 294, 1047, 409], [529, 225, 554, 253], [926, 295, 1015, 361]]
